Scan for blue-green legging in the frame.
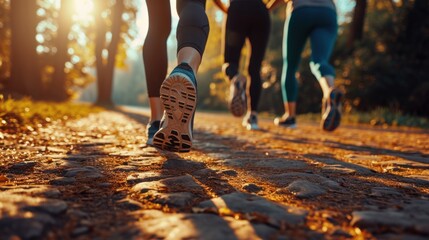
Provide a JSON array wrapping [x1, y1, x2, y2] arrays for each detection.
[[281, 6, 338, 102]]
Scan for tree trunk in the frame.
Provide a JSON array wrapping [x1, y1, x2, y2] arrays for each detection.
[[347, 0, 367, 50], [8, 0, 42, 98], [95, 0, 124, 106], [49, 0, 73, 101], [0, 1, 11, 85]]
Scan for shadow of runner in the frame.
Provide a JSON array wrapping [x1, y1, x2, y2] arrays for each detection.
[[113, 106, 150, 126], [342, 124, 429, 135], [110, 106, 267, 238], [127, 145, 291, 238], [113, 107, 318, 239], [268, 130, 429, 185], [45, 141, 148, 239], [271, 131, 429, 164], [322, 139, 429, 164], [303, 153, 429, 187], [113, 107, 429, 238], [191, 117, 429, 238]]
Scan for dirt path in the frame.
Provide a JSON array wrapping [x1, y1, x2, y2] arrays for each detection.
[[1, 107, 428, 239]]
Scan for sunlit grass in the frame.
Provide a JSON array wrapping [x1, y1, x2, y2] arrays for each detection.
[[0, 95, 103, 133]]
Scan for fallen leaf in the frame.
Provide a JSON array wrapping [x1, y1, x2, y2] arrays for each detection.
[[218, 207, 234, 216], [0, 175, 9, 182]]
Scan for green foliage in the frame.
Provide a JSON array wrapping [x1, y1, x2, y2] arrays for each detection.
[[335, 0, 429, 117], [265, 5, 285, 67], [197, 67, 228, 111], [255, 62, 284, 115], [0, 94, 103, 133], [350, 108, 429, 129]]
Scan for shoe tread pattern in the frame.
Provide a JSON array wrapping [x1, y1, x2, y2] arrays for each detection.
[[229, 76, 247, 117], [153, 74, 196, 152]]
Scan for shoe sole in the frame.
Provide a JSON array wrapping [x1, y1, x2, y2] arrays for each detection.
[[229, 75, 247, 117], [153, 73, 196, 152], [321, 91, 342, 131]]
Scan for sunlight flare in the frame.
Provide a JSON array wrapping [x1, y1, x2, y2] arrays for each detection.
[[72, 0, 94, 24]]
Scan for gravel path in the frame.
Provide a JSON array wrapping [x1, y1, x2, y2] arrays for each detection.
[[1, 107, 428, 239]]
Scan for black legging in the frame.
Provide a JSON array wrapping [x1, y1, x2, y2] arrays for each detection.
[[143, 0, 209, 97], [223, 0, 270, 112]]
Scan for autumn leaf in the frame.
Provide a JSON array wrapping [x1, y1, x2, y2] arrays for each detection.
[[0, 175, 9, 182]]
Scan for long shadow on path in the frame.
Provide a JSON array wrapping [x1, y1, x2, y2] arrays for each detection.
[[114, 107, 429, 238], [113, 107, 318, 239]]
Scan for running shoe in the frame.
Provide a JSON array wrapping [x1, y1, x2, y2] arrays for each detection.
[[229, 74, 247, 117], [274, 117, 297, 129], [321, 88, 343, 131], [243, 113, 259, 130], [153, 63, 197, 152], [146, 120, 160, 145]]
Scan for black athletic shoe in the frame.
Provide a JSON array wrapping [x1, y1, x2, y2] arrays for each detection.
[[274, 117, 297, 129], [242, 113, 259, 130], [321, 88, 343, 131], [146, 120, 160, 145], [229, 74, 247, 117], [153, 63, 197, 152]]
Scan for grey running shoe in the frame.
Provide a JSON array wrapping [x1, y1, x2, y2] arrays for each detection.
[[146, 120, 160, 145], [229, 74, 247, 117], [274, 117, 297, 129], [153, 63, 197, 152], [321, 88, 343, 131], [243, 113, 259, 130]]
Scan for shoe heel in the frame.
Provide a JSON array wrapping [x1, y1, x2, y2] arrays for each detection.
[[322, 90, 343, 132], [153, 73, 196, 152], [229, 75, 247, 117]]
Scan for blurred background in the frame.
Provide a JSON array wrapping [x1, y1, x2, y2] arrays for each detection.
[[0, 0, 428, 119]]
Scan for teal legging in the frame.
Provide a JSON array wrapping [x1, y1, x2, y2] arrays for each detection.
[[281, 7, 338, 102]]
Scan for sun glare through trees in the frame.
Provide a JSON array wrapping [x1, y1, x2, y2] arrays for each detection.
[[72, 0, 95, 25]]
